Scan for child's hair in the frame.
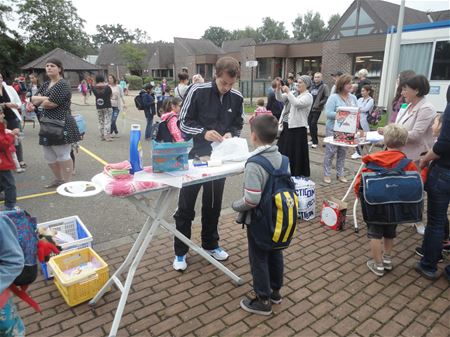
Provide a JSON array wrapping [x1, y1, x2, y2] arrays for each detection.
[[362, 84, 373, 97], [256, 98, 265, 107], [178, 73, 189, 81], [95, 74, 105, 83], [162, 97, 182, 113], [383, 124, 408, 149], [250, 114, 278, 144]]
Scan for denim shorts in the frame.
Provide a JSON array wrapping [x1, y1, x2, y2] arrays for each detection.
[[367, 223, 397, 239]]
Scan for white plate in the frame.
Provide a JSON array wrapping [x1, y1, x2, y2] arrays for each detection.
[[56, 181, 103, 197]]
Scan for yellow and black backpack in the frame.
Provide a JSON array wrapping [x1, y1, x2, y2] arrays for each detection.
[[247, 154, 299, 251]]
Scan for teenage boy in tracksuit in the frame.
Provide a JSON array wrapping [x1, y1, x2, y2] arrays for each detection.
[[173, 56, 243, 271]]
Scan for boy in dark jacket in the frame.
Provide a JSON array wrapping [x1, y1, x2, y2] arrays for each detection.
[[0, 106, 17, 210], [141, 84, 155, 140], [232, 115, 285, 315]]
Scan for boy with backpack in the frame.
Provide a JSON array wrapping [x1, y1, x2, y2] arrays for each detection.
[[354, 123, 420, 276], [135, 84, 155, 140], [0, 215, 25, 336], [232, 114, 298, 315]]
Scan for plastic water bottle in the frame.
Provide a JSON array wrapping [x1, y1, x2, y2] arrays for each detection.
[[129, 124, 143, 174]]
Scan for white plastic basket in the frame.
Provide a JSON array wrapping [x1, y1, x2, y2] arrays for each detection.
[[37, 215, 93, 251], [37, 216, 93, 279]]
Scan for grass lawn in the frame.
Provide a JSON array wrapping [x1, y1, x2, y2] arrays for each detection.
[[244, 104, 256, 114]]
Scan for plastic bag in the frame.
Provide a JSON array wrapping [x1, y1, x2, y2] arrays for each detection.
[[210, 137, 249, 162]]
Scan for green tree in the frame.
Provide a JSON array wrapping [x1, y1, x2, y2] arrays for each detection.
[[120, 42, 146, 76], [18, 0, 91, 58], [202, 26, 231, 47], [258, 17, 289, 42], [0, 33, 25, 80], [230, 26, 261, 42], [92, 24, 134, 46], [0, 2, 13, 34], [132, 28, 151, 44], [292, 16, 305, 40], [292, 11, 326, 42], [327, 13, 341, 33]]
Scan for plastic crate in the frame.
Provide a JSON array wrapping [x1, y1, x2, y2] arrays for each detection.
[[48, 247, 109, 307], [152, 139, 192, 173], [38, 216, 93, 279]]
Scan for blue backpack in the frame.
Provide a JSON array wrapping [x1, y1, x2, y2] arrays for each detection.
[[247, 154, 299, 251], [360, 158, 423, 225]]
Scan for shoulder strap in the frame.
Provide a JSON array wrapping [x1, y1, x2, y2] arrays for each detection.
[[366, 157, 411, 174], [394, 158, 412, 171], [176, 87, 184, 99], [247, 154, 275, 174], [365, 161, 386, 172]]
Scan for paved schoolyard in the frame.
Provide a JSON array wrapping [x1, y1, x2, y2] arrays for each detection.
[[18, 181, 449, 337], [11, 91, 449, 336]]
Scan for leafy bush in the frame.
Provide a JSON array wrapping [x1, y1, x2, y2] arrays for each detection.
[[142, 76, 153, 85], [126, 75, 143, 90]]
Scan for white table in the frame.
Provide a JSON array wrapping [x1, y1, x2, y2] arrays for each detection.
[[89, 161, 245, 337], [323, 136, 380, 232]]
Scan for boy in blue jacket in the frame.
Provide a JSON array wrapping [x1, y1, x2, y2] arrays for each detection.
[[141, 84, 155, 140]]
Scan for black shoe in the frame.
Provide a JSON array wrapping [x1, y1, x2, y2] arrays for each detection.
[[240, 295, 272, 316], [415, 247, 444, 262], [413, 262, 438, 280], [270, 290, 282, 304]]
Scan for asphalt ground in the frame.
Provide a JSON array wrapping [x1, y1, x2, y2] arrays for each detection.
[[11, 90, 361, 246]]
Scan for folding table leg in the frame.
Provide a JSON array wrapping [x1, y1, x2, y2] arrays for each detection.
[[89, 189, 173, 337]]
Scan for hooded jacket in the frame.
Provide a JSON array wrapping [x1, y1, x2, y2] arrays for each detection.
[[354, 150, 419, 196]]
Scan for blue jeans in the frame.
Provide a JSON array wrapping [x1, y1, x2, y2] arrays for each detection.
[[144, 110, 154, 140], [420, 164, 450, 273], [110, 107, 120, 134], [247, 228, 283, 299], [0, 170, 16, 209]]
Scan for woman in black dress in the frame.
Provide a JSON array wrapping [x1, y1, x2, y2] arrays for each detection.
[[32, 58, 80, 188]]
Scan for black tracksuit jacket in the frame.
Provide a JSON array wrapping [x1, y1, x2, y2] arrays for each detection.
[[179, 81, 244, 158]]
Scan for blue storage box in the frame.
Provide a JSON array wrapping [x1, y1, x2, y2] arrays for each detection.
[[152, 140, 192, 173]]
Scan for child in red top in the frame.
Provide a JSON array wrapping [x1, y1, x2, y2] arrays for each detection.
[[160, 97, 184, 142], [354, 124, 419, 276], [0, 107, 17, 210]]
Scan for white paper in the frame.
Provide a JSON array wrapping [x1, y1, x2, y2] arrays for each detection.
[[133, 170, 183, 188], [366, 131, 384, 143]]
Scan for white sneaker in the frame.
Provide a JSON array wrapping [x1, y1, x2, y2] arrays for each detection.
[[311, 144, 318, 149], [351, 152, 362, 159], [173, 255, 187, 271], [206, 247, 229, 261], [415, 223, 425, 235]]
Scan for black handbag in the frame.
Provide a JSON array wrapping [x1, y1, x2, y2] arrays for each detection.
[[39, 117, 65, 141]]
